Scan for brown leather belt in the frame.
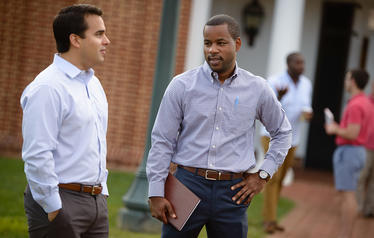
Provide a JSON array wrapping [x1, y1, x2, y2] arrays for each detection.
[[58, 183, 102, 195], [178, 165, 245, 181]]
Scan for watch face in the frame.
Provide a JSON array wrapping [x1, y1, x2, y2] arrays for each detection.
[[259, 170, 268, 179]]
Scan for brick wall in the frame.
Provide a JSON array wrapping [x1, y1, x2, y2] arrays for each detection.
[[0, 0, 191, 169]]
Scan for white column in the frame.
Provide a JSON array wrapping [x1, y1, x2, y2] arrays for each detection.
[[184, 0, 212, 71], [257, 0, 306, 178], [266, 0, 306, 77]]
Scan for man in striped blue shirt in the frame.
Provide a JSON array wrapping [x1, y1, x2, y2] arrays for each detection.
[[147, 14, 292, 238]]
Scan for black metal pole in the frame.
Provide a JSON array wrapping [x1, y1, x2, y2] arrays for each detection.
[[119, 0, 181, 233]]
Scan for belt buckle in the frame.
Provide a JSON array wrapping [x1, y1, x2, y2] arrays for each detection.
[[205, 170, 221, 180], [91, 185, 100, 195]]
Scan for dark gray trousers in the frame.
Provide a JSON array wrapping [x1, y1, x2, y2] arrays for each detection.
[[24, 185, 109, 238]]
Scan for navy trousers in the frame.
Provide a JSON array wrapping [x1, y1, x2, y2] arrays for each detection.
[[162, 167, 249, 238]]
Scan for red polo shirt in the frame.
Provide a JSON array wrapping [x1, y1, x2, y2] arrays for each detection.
[[336, 93, 371, 146], [365, 95, 374, 150]]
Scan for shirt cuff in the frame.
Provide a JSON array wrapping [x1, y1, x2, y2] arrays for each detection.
[[259, 158, 277, 178], [101, 182, 109, 196], [148, 181, 165, 198], [40, 192, 62, 213]]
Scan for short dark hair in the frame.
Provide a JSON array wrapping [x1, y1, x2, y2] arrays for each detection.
[[53, 4, 103, 53], [286, 52, 302, 65], [205, 14, 240, 40], [349, 69, 369, 90]]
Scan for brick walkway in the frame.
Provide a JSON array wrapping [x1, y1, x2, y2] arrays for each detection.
[[266, 168, 374, 238]]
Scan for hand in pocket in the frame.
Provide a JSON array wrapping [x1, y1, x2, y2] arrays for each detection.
[[48, 209, 61, 222]]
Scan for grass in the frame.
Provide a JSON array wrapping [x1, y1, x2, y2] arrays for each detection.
[[0, 157, 294, 238]]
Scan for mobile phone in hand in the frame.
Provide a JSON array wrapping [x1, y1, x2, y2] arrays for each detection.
[[324, 108, 334, 124]]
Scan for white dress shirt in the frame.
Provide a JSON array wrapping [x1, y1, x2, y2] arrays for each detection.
[[21, 54, 108, 213], [261, 71, 312, 146]]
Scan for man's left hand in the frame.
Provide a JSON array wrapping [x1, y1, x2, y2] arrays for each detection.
[[301, 111, 313, 121], [231, 173, 267, 205], [324, 121, 339, 135]]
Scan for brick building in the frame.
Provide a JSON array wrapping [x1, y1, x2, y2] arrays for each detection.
[[0, 0, 191, 169], [3, 0, 374, 172]]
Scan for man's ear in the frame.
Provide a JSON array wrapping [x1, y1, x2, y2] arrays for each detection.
[[235, 37, 242, 52], [69, 34, 81, 49], [351, 77, 358, 88]]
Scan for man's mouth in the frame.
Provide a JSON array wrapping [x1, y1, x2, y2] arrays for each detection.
[[208, 56, 222, 65]]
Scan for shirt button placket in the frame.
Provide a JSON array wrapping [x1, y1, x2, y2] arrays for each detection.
[[208, 86, 225, 169]]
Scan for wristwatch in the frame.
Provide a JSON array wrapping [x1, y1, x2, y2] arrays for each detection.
[[258, 170, 270, 182]]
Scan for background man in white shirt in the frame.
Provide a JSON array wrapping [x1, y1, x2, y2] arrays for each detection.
[[21, 4, 110, 237], [261, 52, 313, 233]]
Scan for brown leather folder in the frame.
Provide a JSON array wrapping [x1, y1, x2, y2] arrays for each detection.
[[164, 173, 201, 231]]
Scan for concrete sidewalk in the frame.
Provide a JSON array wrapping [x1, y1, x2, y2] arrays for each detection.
[[266, 168, 374, 238]]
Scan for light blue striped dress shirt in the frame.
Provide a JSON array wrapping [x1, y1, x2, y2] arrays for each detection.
[[21, 54, 108, 213], [147, 61, 292, 197]]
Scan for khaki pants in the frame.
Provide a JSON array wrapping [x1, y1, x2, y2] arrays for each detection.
[[357, 149, 374, 216], [261, 136, 297, 222]]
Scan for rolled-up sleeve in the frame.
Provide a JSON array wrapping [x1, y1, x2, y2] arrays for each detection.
[[257, 84, 292, 177], [21, 85, 62, 213], [146, 78, 184, 197]]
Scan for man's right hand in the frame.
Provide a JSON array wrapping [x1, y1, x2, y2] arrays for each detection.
[[48, 209, 60, 222], [148, 197, 176, 224], [277, 87, 288, 101]]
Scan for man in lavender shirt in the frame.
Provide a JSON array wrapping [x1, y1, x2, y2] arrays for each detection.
[[146, 14, 292, 238]]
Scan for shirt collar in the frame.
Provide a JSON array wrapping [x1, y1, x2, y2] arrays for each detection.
[[349, 92, 366, 102], [202, 61, 239, 85], [285, 71, 301, 86], [53, 54, 94, 84]]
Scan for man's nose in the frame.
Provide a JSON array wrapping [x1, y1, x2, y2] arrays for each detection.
[[209, 44, 218, 53], [103, 34, 110, 45]]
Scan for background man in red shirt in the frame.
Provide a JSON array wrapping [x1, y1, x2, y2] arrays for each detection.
[[325, 69, 371, 238], [357, 80, 374, 217]]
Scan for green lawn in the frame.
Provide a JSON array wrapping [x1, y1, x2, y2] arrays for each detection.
[[0, 157, 294, 238]]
